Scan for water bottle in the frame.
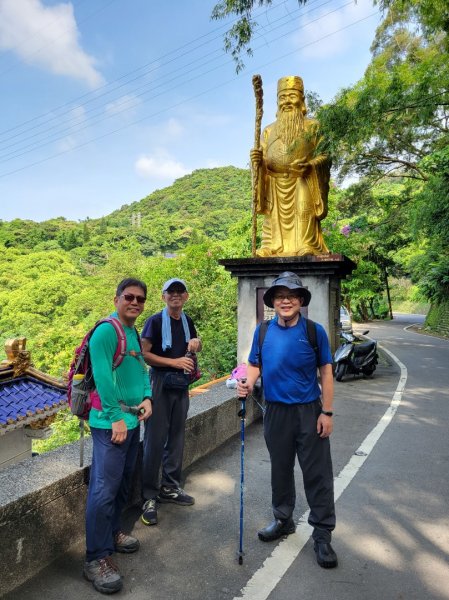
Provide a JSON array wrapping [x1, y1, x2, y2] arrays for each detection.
[[70, 373, 88, 416], [184, 351, 193, 375]]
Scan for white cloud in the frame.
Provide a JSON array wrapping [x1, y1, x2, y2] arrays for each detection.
[[166, 118, 184, 137], [135, 150, 190, 180], [142, 117, 186, 143], [0, 0, 104, 87], [205, 159, 225, 169], [106, 95, 142, 116], [69, 105, 86, 124], [57, 135, 78, 152], [191, 112, 234, 127], [105, 94, 142, 122], [293, 0, 377, 60]]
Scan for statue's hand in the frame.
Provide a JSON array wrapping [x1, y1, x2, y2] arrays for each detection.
[[291, 159, 311, 176], [250, 148, 263, 168]]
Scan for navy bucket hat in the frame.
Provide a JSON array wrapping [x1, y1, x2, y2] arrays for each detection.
[[263, 271, 311, 308]]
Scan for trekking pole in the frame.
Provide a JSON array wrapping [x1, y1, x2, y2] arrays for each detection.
[[237, 378, 247, 565]]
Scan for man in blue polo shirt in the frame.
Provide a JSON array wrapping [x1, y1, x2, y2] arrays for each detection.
[[237, 271, 337, 569]]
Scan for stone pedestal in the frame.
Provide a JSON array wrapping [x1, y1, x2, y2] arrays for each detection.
[[220, 254, 356, 362]]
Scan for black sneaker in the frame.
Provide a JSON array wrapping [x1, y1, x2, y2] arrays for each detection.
[[141, 498, 158, 525], [157, 486, 195, 505]]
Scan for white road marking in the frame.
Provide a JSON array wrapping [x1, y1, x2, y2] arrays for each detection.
[[234, 344, 407, 600]]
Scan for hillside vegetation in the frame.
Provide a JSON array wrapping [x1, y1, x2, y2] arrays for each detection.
[[0, 167, 253, 381], [3, 1, 449, 452], [0, 167, 251, 260]]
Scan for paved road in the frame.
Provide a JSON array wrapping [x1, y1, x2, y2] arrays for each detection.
[[5, 315, 449, 600]]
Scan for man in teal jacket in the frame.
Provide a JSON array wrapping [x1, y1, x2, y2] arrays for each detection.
[[84, 278, 152, 595]]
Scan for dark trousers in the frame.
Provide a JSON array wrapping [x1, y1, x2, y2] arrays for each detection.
[[142, 371, 190, 500], [85, 426, 140, 562], [264, 400, 336, 543]]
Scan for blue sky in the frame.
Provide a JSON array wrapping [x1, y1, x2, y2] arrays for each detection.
[[0, 0, 382, 222]]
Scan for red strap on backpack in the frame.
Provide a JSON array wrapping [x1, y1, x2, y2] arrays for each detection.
[[105, 317, 127, 368], [89, 317, 127, 411]]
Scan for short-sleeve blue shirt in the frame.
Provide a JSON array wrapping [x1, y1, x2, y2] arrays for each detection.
[[248, 318, 332, 405]]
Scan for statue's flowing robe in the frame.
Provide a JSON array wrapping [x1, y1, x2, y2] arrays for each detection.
[[255, 119, 330, 256]]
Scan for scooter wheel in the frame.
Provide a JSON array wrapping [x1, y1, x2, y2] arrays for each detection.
[[363, 367, 376, 377], [335, 363, 346, 382]]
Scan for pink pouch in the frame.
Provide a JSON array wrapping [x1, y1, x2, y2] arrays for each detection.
[[231, 363, 247, 380]]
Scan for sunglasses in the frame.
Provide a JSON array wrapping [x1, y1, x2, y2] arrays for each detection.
[[273, 293, 302, 302], [121, 293, 146, 304]]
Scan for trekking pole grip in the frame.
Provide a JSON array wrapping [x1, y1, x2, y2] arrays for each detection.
[[238, 378, 247, 418]]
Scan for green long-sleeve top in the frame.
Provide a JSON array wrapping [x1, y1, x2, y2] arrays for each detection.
[[88, 312, 151, 430]]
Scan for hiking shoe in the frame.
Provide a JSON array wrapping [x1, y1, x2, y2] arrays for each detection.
[[114, 530, 140, 553], [83, 556, 122, 594], [141, 498, 158, 525], [257, 518, 296, 542], [314, 541, 338, 568], [157, 486, 195, 505]]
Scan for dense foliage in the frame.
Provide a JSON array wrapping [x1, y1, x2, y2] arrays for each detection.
[[4, 1, 449, 450], [0, 167, 252, 378], [318, 0, 449, 314], [210, 1, 448, 316]]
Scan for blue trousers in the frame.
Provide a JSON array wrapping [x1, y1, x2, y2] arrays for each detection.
[[85, 426, 140, 562]]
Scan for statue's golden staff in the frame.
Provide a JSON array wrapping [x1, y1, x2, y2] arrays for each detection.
[[252, 74, 263, 257]]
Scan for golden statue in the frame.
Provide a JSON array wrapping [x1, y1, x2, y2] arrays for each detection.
[[251, 75, 330, 257]]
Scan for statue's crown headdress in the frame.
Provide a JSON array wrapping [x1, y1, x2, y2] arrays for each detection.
[[277, 76, 304, 94]]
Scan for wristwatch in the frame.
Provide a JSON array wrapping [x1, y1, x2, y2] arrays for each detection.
[[321, 409, 333, 417]]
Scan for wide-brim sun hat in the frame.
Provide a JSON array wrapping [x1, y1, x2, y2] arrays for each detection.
[[263, 271, 311, 308]]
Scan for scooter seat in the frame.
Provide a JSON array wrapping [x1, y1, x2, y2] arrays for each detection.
[[353, 341, 376, 357]]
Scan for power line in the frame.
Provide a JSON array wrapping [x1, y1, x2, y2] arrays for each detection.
[[0, 10, 380, 179], [0, 0, 336, 145], [0, 0, 348, 162], [0, 0, 298, 139]]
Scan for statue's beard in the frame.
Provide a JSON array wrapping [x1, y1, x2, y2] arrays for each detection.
[[276, 108, 304, 147]]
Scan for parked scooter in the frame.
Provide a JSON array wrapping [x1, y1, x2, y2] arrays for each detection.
[[334, 330, 378, 382]]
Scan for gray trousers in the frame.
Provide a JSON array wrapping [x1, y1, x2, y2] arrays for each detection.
[[142, 371, 190, 500], [264, 399, 336, 543]]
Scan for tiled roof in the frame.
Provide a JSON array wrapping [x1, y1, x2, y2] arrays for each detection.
[[0, 376, 67, 432]]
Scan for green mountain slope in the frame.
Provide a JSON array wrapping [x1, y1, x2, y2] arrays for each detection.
[[0, 167, 252, 256], [107, 166, 252, 253]]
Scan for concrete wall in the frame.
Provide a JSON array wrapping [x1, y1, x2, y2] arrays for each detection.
[[0, 428, 32, 468], [0, 382, 261, 596]]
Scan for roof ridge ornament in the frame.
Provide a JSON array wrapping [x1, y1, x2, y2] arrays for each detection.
[[3, 338, 33, 377]]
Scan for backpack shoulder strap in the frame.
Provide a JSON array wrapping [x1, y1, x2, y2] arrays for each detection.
[[134, 326, 143, 352], [258, 320, 270, 366], [304, 318, 319, 365], [95, 317, 127, 369]]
